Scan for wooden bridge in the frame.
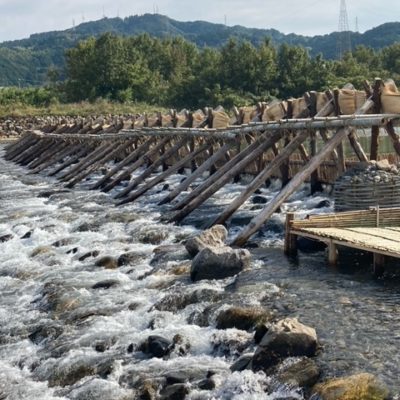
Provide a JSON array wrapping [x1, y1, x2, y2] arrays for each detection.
[[4, 78, 400, 247]]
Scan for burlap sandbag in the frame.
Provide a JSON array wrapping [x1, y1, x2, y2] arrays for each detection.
[[240, 106, 258, 124], [176, 110, 187, 127], [262, 101, 286, 122], [381, 81, 400, 114], [212, 110, 230, 129], [134, 115, 145, 128], [161, 114, 174, 127], [146, 114, 159, 127], [291, 98, 308, 118], [192, 110, 206, 128], [338, 89, 356, 114], [355, 91, 367, 112], [316, 92, 332, 114]]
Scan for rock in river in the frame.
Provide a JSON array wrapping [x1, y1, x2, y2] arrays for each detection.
[[216, 306, 272, 331], [185, 225, 228, 257], [312, 373, 390, 400], [252, 318, 317, 371], [190, 246, 251, 281]]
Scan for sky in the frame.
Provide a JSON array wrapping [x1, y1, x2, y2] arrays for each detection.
[[0, 0, 399, 42]]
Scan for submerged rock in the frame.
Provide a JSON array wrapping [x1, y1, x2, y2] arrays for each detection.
[[78, 250, 100, 261], [95, 256, 118, 269], [118, 250, 149, 266], [0, 233, 13, 242], [230, 353, 254, 372], [252, 318, 318, 371], [276, 357, 320, 388], [191, 246, 251, 281], [92, 279, 120, 290], [216, 306, 272, 331], [138, 335, 173, 358], [159, 383, 189, 400], [185, 225, 228, 257], [150, 244, 189, 266], [313, 373, 390, 400], [137, 226, 168, 245], [252, 195, 268, 204], [28, 323, 64, 344]]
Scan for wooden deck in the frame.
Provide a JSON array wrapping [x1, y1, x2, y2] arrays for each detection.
[[285, 208, 400, 275]]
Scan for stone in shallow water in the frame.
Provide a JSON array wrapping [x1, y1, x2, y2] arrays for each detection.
[[252, 318, 318, 371], [78, 250, 100, 261], [190, 246, 251, 281], [185, 225, 228, 257], [92, 279, 120, 290], [230, 353, 254, 372], [0, 233, 13, 242], [312, 373, 390, 400], [276, 357, 320, 388], [118, 250, 149, 266], [216, 306, 272, 331], [138, 335, 173, 358], [95, 256, 118, 269], [159, 383, 189, 400]]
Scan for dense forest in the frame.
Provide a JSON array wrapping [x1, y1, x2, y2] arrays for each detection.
[[1, 13, 400, 87], [0, 31, 399, 112]]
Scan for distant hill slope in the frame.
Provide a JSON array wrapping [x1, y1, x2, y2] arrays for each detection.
[[1, 14, 400, 86]]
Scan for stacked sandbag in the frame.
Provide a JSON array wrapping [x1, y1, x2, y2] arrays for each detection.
[[212, 108, 230, 129], [291, 97, 308, 118], [338, 89, 368, 114], [192, 110, 206, 128], [239, 106, 258, 124], [381, 80, 400, 114], [176, 110, 188, 127], [262, 100, 287, 122]]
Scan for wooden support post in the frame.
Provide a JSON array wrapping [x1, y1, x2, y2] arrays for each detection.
[[65, 140, 135, 188], [373, 253, 385, 277], [102, 136, 171, 193], [30, 141, 76, 174], [117, 142, 211, 205], [27, 140, 62, 169], [328, 241, 338, 266], [48, 146, 93, 177], [308, 92, 321, 194], [158, 142, 233, 205], [173, 138, 266, 211], [5, 134, 36, 160], [284, 212, 297, 256], [115, 138, 188, 199], [384, 121, 400, 157], [231, 127, 349, 247], [347, 130, 369, 162], [58, 142, 110, 181], [170, 132, 283, 223], [90, 138, 155, 190], [210, 129, 310, 227], [370, 79, 383, 161]]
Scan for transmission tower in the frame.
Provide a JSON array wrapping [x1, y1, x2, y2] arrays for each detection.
[[336, 0, 352, 59]]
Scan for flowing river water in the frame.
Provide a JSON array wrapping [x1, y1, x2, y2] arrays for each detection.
[[0, 143, 399, 399]]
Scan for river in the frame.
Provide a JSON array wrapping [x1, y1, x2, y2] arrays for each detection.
[[0, 144, 399, 399]]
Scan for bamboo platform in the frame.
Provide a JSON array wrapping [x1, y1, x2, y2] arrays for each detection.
[[4, 78, 400, 247], [285, 207, 400, 275]]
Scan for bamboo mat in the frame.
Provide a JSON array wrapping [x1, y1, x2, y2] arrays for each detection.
[[298, 227, 400, 256]]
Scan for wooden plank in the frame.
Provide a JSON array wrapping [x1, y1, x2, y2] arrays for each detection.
[[345, 227, 400, 243]]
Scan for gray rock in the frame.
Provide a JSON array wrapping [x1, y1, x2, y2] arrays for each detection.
[[139, 335, 173, 358], [118, 250, 148, 266], [230, 353, 253, 372], [92, 280, 120, 290], [276, 357, 320, 388], [191, 246, 251, 281], [0, 234, 13, 243], [159, 383, 189, 400], [95, 256, 118, 269], [252, 318, 318, 371], [185, 225, 228, 257], [78, 250, 100, 261], [216, 306, 272, 331], [150, 244, 189, 266]]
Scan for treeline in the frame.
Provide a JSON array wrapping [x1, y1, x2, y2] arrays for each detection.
[[2, 33, 400, 111]]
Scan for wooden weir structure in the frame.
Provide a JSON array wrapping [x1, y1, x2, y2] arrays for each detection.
[[4, 78, 400, 253]]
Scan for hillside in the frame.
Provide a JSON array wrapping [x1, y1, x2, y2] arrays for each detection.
[[1, 14, 400, 87]]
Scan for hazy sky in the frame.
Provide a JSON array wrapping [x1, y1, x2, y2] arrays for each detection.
[[0, 0, 398, 42]]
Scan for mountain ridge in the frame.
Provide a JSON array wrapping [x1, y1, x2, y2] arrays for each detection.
[[1, 14, 400, 87]]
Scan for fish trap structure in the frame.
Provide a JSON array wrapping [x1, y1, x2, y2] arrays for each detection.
[[4, 78, 400, 246], [334, 162, 400, 211]]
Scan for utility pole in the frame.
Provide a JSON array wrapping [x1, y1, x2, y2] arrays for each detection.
[[336, 0, 352, 59]]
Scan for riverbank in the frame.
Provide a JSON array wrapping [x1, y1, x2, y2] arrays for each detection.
[[0, 144, 398, 399]]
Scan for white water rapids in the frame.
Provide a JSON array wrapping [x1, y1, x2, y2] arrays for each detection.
[[0, 144, 399, 399]]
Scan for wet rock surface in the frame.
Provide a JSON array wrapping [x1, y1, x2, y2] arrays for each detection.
[[185, 225, 228, 257], [191, 246, 251, 281]]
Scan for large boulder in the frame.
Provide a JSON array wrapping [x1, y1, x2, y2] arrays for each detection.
[[313, 373, 390, 400], [185, 225, 228, 257], [190, 246, 251, 281], [252, 318, 317, 371]]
